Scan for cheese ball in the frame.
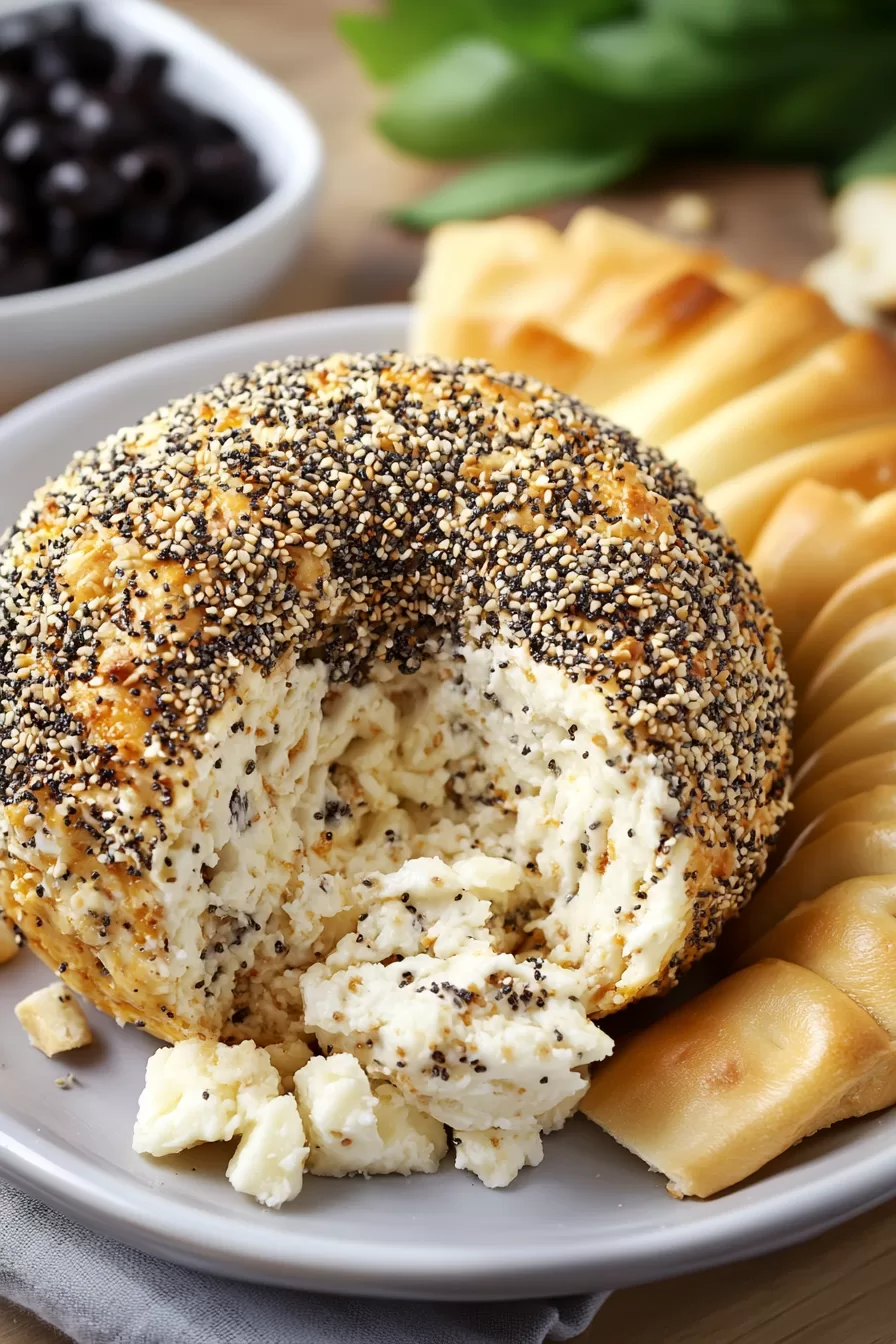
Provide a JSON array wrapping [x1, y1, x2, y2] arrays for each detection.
[[0, 353, 792, 1050]]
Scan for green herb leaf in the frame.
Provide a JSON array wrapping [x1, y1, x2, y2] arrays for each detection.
[[477, 0, 637, 58], [644, 0, 874, 35], [748, 43, 896, 160], [338, 0, 896, 219], [377, 37, 624, 160], [836, 121, 896, 185], [392, 145, 647, 230], [337, 2, 478, 84], [337, 0, 635, 84], [559, 18, 821, 103]]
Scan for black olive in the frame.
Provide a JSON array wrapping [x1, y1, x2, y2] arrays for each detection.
[[0, 74, 41, 130], [119, 204, 171, 251], [30, 38, 68, 85], [2, 118, 62, 172], [34, 32, 115, 87], [109, 51, 168, 101], [0, 163, 21, 204], [40, 158, 121, 218], [0, 4, 266, 299], [156, 92, 210, 144], [175, 203, 225, 248], [45, 205, 84, 268], [190, 112, 239, 147], [0, 194, 24, 242], [192, 141, 261, 209], [72, 94, 112, 142], [37, 5, 87, 38], [115, 144, 185, 209], [47, 76, 85, 119]]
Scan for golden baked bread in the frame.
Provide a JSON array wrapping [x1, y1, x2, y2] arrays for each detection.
[[779, 752, 896, 856], [782, 787, 896, 860], [411, 211, 773, 427], [707, 423, 896, 559], [0, 352, 792, 1049], [665, 329, 896, 494], [724, 821, 896, 955], [795, 707, 896, 796], [602, 283, 843, 447], [748, 483, 896, 651], [799, 601, 896, 729], [740, 877, 896, 1038], [795, 663, 896, 762], [411, 211, 767, 412], [790, 555, 896, 695], [581, 957, 896, 1198]]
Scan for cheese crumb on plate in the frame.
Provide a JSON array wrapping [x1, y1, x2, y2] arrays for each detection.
[[454, 1127, 544, 1189], [226, 1094, 308, 1209], [294, 1052, 447, 1177], [133, 1040, 280, 1157], [15, 983, 92, 1057]]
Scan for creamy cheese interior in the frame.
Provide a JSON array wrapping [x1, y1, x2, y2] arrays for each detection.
[[175, 639, 692, 1033], [133, 637, 696, 1168]]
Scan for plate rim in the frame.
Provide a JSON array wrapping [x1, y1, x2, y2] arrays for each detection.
[[2, 302, 896, 1300], [3, 1098, 896, 1299]]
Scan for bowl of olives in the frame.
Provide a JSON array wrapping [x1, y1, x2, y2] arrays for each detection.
[[0, 0, 322, 406]]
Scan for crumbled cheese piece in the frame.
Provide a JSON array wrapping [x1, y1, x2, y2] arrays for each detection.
[[454, 1127, 544, 1188], [133, 1040, 280, 1157], [661, 191, 716, 236], [265, 1039, 314, 1087], [54, 1073, 77, 1090], [293, 1053, 447, 1177], [15, 984, 92, 1057], [302, 949, 611, 1135], [376, 856, 465, 903], [0, 918, 18, 965], [226, 1094, 308, 1208], [805, 177, 896, 323], [294, 1053, 383, 1176], [805, 248, 877, 326], [452, 855, 522, 897], [367, 1082, 448, 1175]]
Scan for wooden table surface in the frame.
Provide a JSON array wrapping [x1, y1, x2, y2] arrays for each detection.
[[3, 2, 895, 1341]]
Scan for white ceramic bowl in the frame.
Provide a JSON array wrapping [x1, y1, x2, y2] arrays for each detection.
[[2, 304, 896, 1301], [0, 0, 322, 406]]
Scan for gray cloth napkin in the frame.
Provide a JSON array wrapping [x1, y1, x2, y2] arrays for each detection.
[[0, 1182, 608, 1343]]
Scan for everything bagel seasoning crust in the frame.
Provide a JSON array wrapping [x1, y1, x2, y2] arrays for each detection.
[[0, 354, 792, 1108]]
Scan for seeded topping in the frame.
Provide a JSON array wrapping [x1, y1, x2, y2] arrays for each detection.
[[0, 352, 792, 1027]]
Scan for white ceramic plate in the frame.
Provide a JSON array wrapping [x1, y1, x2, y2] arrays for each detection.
[[1, 305, 895, 1302]]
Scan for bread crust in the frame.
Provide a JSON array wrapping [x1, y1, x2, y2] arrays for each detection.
[[667, 328, 896, 493], [741, 877, 896, 1038], [581, 958, 896, 1198], [603, 283, 843, 444], [725, 820, 896, 955], [749, 482, 896, 651], [791, 554, 896, 694]]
